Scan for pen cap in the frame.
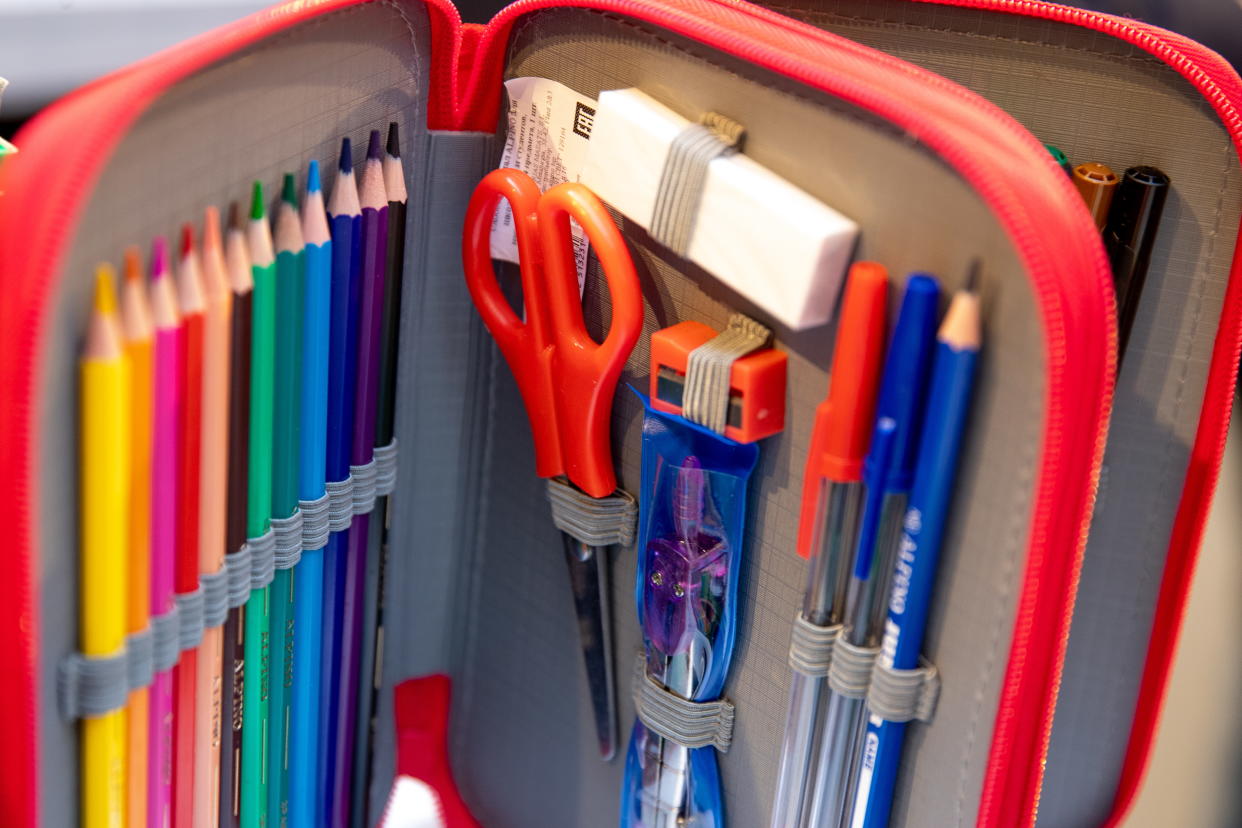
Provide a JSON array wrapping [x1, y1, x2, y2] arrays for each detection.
[[1106, 166, 1170, 254], [809, 261, 888, 483], [864, 273, 940, 491], [1073, 162, 1119, 231]]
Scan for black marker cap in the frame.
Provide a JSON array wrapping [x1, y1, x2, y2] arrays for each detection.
[[1106, 166, 1170, 254]]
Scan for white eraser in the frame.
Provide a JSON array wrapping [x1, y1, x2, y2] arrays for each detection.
[[581, 88, 858, 330]]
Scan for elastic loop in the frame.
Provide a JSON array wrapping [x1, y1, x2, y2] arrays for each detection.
[[827, 638, 879, 700], [200, 567, 231, 628], [176, 588, 205, 652], [58, 650, 128, 720], [631, 656, 734, 752], [351, 460, 378, 516], [226, 543, 253, 607], [374, 438, 399, 497], [271, 510, 304, 570], [326, 476, 355, 532], [787, 613, 842, 678], [248, 528, 276, 590], [682, 314, 770, 434], [868, 659, 941, 724], [649, 112, 745, 256], [151, 604, 182, 673], [299, 493, 331, 552], [545, 478, 637, 548]]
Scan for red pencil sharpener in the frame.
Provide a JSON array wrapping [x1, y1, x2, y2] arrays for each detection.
[[649, 320, 787, 443]]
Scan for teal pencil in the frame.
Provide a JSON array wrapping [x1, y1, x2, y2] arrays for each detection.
[[269, 172, 305, 828]]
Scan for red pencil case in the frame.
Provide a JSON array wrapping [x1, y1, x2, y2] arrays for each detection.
[[0, 1, 1237, 826]]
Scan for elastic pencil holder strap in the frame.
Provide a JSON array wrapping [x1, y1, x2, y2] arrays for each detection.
[[299, 493, 331, 551], [151, 603, 182, 673], [200, 566, 231, 629], [58, 649, 129, 719], [326, 476, 355, 532], [682, 314, 770, 434], [787, 612, 843, 678], [650, 111, 745, 257], [175, 588, 206, 652], [631, 655, 735, 752], [374, 438, 399, 497], [868, 658, 941, 724], [546, 477, 638, 548], [828, 638, 879, 699], [248, 527, 277, 590], [126, 627, 154, 690], [271, 509, 304, 570], [351, 459, 378, 516], [225, 543, 253, 608]]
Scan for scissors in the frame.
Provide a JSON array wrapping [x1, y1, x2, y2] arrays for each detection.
[[463, 168, 644, 759]]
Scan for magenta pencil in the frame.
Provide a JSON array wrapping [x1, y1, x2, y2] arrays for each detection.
[[149, 237, 181, 828]]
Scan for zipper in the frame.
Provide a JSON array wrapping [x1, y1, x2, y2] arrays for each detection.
[[0, 1, 1125, 826]]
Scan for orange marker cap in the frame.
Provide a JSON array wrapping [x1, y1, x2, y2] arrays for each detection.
[[808, 261, 888, 483]]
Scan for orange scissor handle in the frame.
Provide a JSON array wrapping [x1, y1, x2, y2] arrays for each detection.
[[537, 182, 644, 497], [463, 168, 565, 480]]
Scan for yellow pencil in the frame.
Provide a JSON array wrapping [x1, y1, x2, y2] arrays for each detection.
[[119, 248, 152, 828], [81, 265, 130, 828]]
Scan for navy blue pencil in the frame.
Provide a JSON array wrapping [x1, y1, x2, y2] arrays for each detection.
[[320, 137, 363, 828]]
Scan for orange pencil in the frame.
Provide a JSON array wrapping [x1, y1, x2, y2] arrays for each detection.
[[193, 208, 233, 828], [173, 224, 205, 827], [120, 248, 153, 828]]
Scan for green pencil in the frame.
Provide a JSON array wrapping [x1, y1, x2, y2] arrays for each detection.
[[268, 172, 305, 828], [242, 181, 276, 828]]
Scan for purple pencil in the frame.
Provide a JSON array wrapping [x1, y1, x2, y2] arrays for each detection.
[[149, 237, 180, 828], [330, 129, 388, 827]]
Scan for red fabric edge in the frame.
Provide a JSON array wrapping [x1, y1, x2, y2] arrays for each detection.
[[0, 2, 460, 824]]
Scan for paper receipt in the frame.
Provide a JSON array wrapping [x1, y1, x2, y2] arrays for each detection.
[[490, 77, 599, 292]]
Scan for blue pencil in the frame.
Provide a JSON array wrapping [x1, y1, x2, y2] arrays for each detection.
[[288, 160, 332, 828], [850, 273, 981, 828], [321, 138, 362, 827]]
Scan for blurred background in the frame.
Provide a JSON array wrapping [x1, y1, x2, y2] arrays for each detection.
[[2, 1, 1241, 826]]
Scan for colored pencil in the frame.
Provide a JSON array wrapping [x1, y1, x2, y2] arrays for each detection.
[[173, 223, 206, 828], [149, 239, 181, 828], [289, 159, 332, 828], [242, 182, 277, 828], [120, 248, 153, 828], [268, 172, 306, 828], [321, 138, 362, 826], [331, 129, 388, 828], [851, 273, 981, 828], [81, 265, 129, 828], [352, 121, 407, 827], [220, 203, 253, 828], [194, 207, 233, 828]]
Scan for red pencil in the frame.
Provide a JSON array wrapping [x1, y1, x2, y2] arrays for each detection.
[[173, 222, 205, 827]]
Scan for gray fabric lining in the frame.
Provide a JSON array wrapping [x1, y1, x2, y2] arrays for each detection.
[[827, 638, 879, 700], [150, 605, 181, 674], [632, 655, 736, 752], [649, 113, 745, 256], [788, 613, 843, 677], [545, 477, 639, 547], [869, 659, 940, 725], [374, 438, 399, 497], [36, 7, 429, 822], [271, 510, 304, 570], [299, 492, 331, 552], [248, 528, 276, 590], [175, 588, 205, 652], [682, 313, 771, 433], [729, 3, 1241, 823], [326, 476, 356, 533]]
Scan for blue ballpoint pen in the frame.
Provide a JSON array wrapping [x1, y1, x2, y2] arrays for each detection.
[[805, 275, 940, 828], [321, 138, 362, 827], [850, 271, 981, 828], [288, 159, 332, 828]]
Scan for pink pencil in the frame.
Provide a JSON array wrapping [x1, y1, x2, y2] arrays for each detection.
[[149, 237, 181, 828]]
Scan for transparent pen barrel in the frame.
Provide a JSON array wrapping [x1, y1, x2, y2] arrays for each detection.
[[770, 671, 830, 828], [806, 693, 868, 828]]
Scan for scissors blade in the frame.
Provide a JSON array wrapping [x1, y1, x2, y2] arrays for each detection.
[[560, 532, 617, 760]]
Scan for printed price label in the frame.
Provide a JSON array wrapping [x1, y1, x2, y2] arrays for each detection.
[[490, 77, 599, 293]]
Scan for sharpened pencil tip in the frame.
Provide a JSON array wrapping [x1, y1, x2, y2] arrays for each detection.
[[228, 201, 243, 232], [339, 137, 353, 174], [151, 237, 168, 277], [93, 264, 118, 314], [367, 129, 382, 161], [203, 205, 222, 250], [180, 223, 194, 257], [307, 159, 321, 194], [282, 172, 297, 207], [965, 260, 981, 293], [123, 246, 142, 283], [251, 180, 265, 220], [386, 122, 400, 158]]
